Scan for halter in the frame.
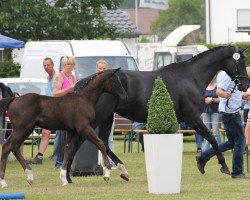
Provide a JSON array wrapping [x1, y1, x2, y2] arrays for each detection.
[[225, 47, 248, 111], [231, 47, 248, 86]]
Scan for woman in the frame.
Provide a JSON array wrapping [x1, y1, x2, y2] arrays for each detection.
[[202, 77, 221, 151], [53, 56, 77, 169]]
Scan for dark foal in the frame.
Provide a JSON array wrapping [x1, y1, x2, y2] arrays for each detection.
[[0, 69, 127, 188], [69, 46, 249, 181]]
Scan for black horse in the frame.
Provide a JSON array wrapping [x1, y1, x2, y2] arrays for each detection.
[[0, 82, 14, 98], [0, 69, 127, 188], [66, 46, 249, 182]]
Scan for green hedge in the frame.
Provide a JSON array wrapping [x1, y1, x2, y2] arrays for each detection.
[[0, 61, 20, 78]]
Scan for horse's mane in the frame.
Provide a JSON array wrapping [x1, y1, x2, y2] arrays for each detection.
[[182, 45, 234, 64], [158, 45, 234, 71], [73, 73, 100, 93], [73, 68, 121, 94]]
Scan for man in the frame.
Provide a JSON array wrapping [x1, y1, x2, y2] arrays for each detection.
[[27, 57, 55, 164], [196, 70, 250, 179]]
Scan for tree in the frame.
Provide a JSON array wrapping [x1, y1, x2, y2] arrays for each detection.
[[151, 0, 205, 43], [0, 0, 122, 42]]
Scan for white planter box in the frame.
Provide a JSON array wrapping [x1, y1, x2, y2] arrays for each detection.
[[144, 134, 183, 194]]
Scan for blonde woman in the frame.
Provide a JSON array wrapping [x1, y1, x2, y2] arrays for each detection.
[[53, 56, 77, 169]]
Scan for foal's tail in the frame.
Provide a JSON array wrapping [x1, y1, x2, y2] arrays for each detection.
[[0, 97, 15, 115]]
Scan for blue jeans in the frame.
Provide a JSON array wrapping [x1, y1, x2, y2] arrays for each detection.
[[54, 130, 65, 168], [202, 112, 221, 151], [195, 133, 203, 149], [200, 112, 245, 176], [132, 122, 146, 151]]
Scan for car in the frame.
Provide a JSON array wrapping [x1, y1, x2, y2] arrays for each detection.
[[0, 77, 48, 96], [0, 78, 48, 138]]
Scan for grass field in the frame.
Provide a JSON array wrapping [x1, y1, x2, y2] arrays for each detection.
[[0, 136, 250, 200]]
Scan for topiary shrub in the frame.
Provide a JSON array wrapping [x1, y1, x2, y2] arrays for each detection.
[[147, 76, 178, 134]]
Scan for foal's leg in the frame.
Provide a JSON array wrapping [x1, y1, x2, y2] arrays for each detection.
[[11, 141, 34, 186], [65, 136, 85, 184], [60, 133, 79, 186], [80, 126, 112, 182], [0, 133, 33, 188], [189, 119, 229, 174], [0, 140, 11, 188], [99, 118, 129, 181]]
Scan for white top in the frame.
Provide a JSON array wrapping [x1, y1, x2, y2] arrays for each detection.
[[217, 71, 242, 113]]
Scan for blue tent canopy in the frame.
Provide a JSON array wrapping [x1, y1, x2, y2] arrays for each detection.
[[0, 34, 24, 48]]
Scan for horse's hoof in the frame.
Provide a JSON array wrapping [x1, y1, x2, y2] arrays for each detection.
[[220, 167, 230, 175], [27, 179, 33, 186], [0, 181, 8, 189], [67, 179, 73, 184], [1, 184, 7, 189], [103, 176, 110, 183], [62, 182, 69, 186], [120, 173, 129, 181]]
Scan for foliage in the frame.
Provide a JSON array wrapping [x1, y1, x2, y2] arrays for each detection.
[[0, 61, 20, 78], [147, 76, 178, 134], [151, 0, 205, 42], [138, 36, 150, 43], [0, 0, 122, 42]]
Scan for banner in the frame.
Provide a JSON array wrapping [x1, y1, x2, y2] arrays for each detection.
[[139, 0, 169, 10]]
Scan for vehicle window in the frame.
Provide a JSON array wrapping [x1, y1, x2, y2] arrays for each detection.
[[153, 52, 172, 70], [74, 56, 139, 80], [8, 82, 47, 96], [176, 54, 193, 63]]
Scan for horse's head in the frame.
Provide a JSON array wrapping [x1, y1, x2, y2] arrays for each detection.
[[221, 46, 249, 91], [0, 82, 15, 98], [104, 68, 128, 100]]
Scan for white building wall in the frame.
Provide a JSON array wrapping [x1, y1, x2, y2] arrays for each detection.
[[206, 0, 250, 44]]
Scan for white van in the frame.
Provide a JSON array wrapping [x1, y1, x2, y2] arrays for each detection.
[[20, 40, 139, 79]]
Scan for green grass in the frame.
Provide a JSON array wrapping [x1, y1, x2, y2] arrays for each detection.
[[1, 136, 250, 200]]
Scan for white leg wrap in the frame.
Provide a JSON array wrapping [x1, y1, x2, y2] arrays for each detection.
[[0, 178, 8, 188], [117, 163, 128, 174], [104, 167, 111, 178], [60, 169, 68, 186], [25, 168, 34, 183]]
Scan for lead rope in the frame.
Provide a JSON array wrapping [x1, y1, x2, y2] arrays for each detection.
[[225, 82, 242, 112]]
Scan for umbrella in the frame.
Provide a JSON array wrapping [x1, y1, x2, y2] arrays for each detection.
[[0, 34, 24, 48]]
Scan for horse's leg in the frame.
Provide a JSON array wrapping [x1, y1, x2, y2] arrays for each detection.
[[99, 117, 129, 181], [65, 135, 85, 184], [0, 140, 12, 188], [0, 133, 33, 188], [60, 132, 79, 186], [189, 119, 229, 174], [79, 126, 112, 182], [11, 142, 34, 186]]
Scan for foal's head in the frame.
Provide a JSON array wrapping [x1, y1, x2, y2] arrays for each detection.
[[73, 68, 127, 100], [221, 46, 249, 91], [102, 68, 127, 100]]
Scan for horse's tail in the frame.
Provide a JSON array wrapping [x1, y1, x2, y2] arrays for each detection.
[[0, 97, 15, 115]]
